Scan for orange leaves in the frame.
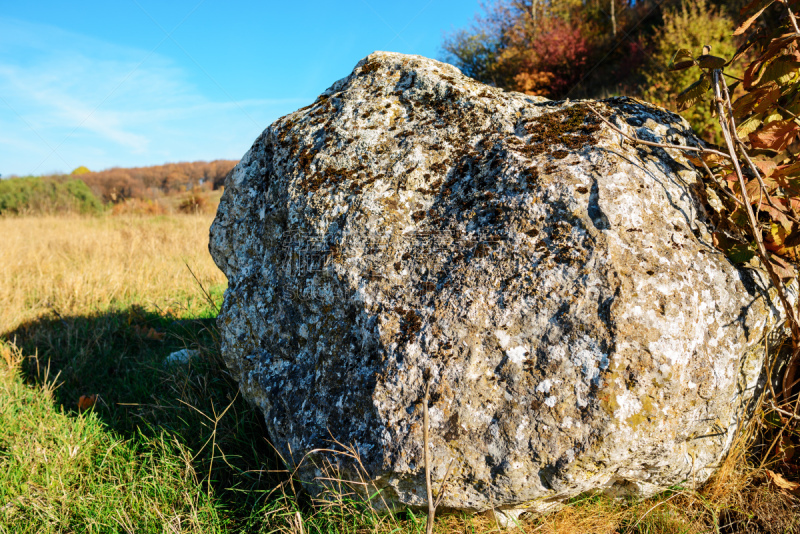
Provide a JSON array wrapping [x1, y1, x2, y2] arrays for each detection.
[[766, 469, 800, 495], [749, 119, 800, 151], [77, 394, 97, 411], [734, 0, 775, 36], [742, 33, 800, 90], [773, 160, 800, 183], [732, 83, 780, 119], [132, 324, 166, 341], [753, 158, 777, 178]]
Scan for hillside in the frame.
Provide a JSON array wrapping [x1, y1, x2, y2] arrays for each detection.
[[77, 159, 237, 203], [1, 160, 238, 216]]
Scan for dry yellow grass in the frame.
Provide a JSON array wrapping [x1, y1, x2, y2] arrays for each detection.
[[0, 214, 225, 333]]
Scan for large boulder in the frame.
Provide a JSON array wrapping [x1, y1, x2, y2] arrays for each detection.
[[209, 51, 781, 514]]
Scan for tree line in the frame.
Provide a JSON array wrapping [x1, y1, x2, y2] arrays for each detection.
[[441, 0, 771, 143], [75, 160, 237, 203], [0, 160, 237, 216]]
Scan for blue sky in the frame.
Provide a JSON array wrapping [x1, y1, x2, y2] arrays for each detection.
[[0, 1, 481, 176]]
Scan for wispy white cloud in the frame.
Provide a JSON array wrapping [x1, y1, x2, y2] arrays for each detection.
[[0, 17, 310, 176]]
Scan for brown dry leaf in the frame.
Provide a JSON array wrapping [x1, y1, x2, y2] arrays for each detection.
[[669, 48, 696, 71], [132, 324, 165, 341], [766, 469, 800, 494], [145, 327, 165, 341], [676, 75, 711, 111], [697, 54, 727, 69], [754, 158, 777, 177], [778, 434, 797, 462], [78, 394, 97, 411], [753, 85, 782, 115], [763, 199, 792, 231], [735, 0, 775, 35], [750, 120, 800, 151], [773, 160, 800, 180]]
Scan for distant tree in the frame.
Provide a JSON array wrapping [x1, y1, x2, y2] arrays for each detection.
[[641, 0, 740, 144], [0, 176, 102, 215], [71, 166, 91, 175], [442, 28, 504, 87], [502, 16, 593, 97], [79, 160, 237, 203], [441, 0, 658, 99]]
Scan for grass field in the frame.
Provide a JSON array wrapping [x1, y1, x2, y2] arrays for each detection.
[[1, 214, 798, 533]]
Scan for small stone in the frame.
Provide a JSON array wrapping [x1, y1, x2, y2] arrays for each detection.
[[163, 349, 199, 367]]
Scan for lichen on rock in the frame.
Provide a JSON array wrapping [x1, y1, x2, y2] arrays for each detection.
[[209, 51, 783, 513]]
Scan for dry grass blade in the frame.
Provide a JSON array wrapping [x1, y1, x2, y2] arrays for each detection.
[[184, 259, 220, 314], [178, 391, 240, 496], [422, 370, 455, 534], [424, 378, 435, 534]]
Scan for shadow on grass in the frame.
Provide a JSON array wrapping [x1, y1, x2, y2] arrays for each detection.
[[6, 309, 800, 534], [2, 304, 288, 524]]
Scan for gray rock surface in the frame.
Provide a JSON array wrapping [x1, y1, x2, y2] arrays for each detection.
[[209, 51, 782, 513]]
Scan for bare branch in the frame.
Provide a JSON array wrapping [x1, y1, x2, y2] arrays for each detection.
[[587, 104, 745, 207], [433, 459, 455, 508], [697, 154, 747, 208], [422, 373, 455, 534], [770, 401, 800, 421], [714, 69, 800, 404], [785, 2, 800, 34], [719, 76, 800, 223], [585, 104, 733, 160]]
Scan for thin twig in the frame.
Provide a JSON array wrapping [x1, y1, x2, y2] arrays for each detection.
[[766, 334, 780, 403], [777, 103, 800, 122], [586, 104, 744, 207], [714, 69, 800, 405], [770, 401, 800, 421], [720, 75, 800, 225], [434, 459, 455, 508], [724, 72, 744, 82], [585, 103, 733, 160], [422, 370, 452, 534], [424, 375, 435, 534], [784, 3, 800, 35], [697, 153, 747, 208]]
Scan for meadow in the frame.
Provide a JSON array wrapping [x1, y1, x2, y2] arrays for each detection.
[[1, 213, 798, 533]]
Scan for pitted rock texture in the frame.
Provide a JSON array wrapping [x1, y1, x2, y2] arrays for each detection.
[[210, 51, 781, 513]]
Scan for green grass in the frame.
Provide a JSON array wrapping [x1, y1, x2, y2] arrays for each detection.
[[1, 213, 798, 532], [0, 289, 285, 533], [0, 287, 431, 533], [0, 176, 103, 216]]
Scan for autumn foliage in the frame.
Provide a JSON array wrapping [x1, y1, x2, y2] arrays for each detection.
[[507, 18, 593, 97], [1, 160, 236, 216], [79, 159, 236, 204], [675, 0, 800, 277], [442, 1, 749, 139], [651, 0, 800, 479], [442, 1, 666, 98]]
